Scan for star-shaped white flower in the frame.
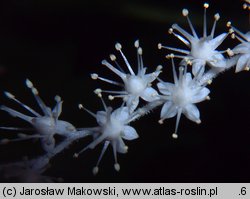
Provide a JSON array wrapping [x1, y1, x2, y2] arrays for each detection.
[[158, 3, 229, 76], [0, 79, 78, 153], [91, 40, 161, 113], [75, 98, 139, 175], [157, 56, 210, 138], [227, 21, 250, 72]]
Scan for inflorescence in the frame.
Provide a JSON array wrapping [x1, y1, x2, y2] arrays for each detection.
[[0, 1, 249, 181]]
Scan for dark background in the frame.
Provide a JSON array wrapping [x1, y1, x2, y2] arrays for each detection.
[[0, 0, 250, 182]]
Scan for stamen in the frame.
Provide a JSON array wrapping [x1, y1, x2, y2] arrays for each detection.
[[93, 141, 110, 175], [161, 45, 189, 55], [134, 40, 139, 48], [112, 140, 120, 172], [4, 91, 41, 117], [173, 108, 182, 139], [210, 13, 220, 38], [182, 8, 198, 38], [91, 74, 123, 87], [91, 73, 98, 80], [102, 60, 126, 79], [229, 24, 249, 42], [110, 54, 125, 73], [25, 79, 51, 117], [169, 28, 191, 47], [172, 24, 194, 45], [94, 88, 102, 97], [203, 3, 209, 37], [78, 104, 96, 118], [171, 55, 178, 84], [110, 54, 116, 61], [115, 43, 135, 75]]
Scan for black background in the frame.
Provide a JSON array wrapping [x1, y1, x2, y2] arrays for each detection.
[[0, 0, 250, 182]]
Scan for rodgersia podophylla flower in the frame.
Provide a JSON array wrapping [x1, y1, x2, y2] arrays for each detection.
[[227, 21, 250, 72], [74, 97, 139, 175], [158, 3, 230, 77], [0, 79, 79, 153], [91, 40, 161, 113], [157, 56, 210, 139]]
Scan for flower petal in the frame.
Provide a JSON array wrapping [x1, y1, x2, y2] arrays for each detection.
[[122, 125, 139, 140], [235, 54, 250, 72], [210, 33, 227, 49], [116, 137, 127, 154], [96, 111, 107, 126], [183, 104, 200, 122], [157, 82, 174, 96], [210, 54, 227, 68], [192, 60, 205, 76], [126, 96, 139, 113], [184, 72, 192, 84], [244, 31, 250, 41], [144, 70, 161, 83], [191, 87, 210, 103], [233, 42, 250, 54], [112, 107, 129, 123], [140, 87, 159, 102], [160, 101, 177, 119]]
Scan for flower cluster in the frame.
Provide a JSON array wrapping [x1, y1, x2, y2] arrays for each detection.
[[0, 1, 249, 181]]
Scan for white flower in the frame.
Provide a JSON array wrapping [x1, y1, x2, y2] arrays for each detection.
[[157, 56, 210, 138], [75, 98, 138, 175], [91, 40, 161, 113], [227, 21, 250, 72], [0, 79, 77, 153], [158, 3, 229, 76]]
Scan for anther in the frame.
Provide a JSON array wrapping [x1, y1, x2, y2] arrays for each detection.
[[214, 13, 220, 21], [78, 104, 83, 110], [92, 167, 99, 175], [94, 88, 102, 96], [168, 28, 173, 34], [158, 43, 162, 49], [94, 88, 102, 95], [108, 95, 114, 100], [138, 47, 143, 55], [115, 43, 122, 51], [156, 65, 163, 71], [207, 80, 212, 85], [32, 88, 38, 95], [226, 48, 234, 56], [134, 40, 139, 48], [4, 91, 15, 99], [204, 3, 209, 9], [158, 119, 164, 124], [226, 21, 232, 28], [73, 153, 79, 158], [26, 79, 33, 88], [91, 73, 98, 80], [55, 95, 61, 102], [109, 54, 116, 61], [172, 133, 178, 139], [182, 9, 189, 17], [114, 163, 120, 172]]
